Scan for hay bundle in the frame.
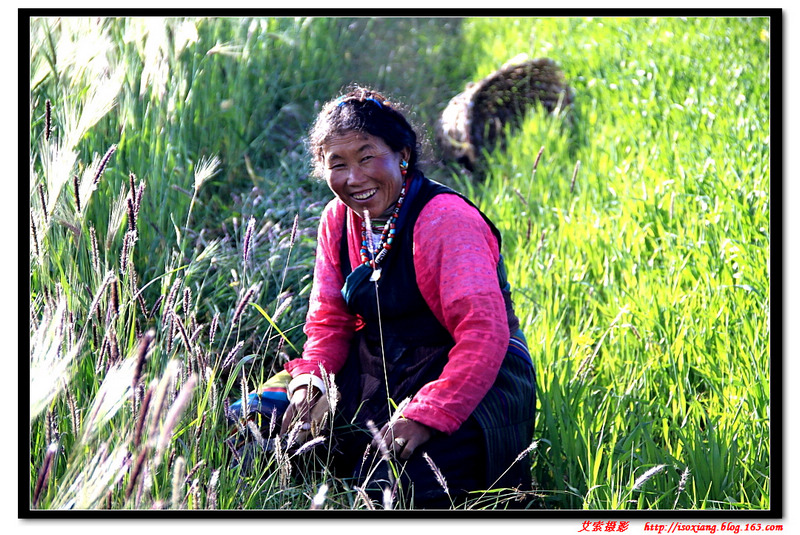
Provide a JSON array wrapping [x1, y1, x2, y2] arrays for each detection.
[[436, 55, 574, 171]]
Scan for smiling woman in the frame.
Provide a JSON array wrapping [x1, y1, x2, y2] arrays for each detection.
[[257, 86, 538, 509]]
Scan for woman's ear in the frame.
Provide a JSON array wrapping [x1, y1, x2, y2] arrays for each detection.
[[400, 147, 412, 163]]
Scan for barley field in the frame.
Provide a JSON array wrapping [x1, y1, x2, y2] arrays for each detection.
[[26, 15, 772, 513]]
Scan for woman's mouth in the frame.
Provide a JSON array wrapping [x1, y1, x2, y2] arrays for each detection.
[[351, 188, 378, 201]]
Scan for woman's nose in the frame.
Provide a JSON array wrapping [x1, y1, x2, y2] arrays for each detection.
[[346, 165, 366, 186]]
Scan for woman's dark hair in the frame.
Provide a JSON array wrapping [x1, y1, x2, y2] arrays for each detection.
[[308, 85, 421, 179]]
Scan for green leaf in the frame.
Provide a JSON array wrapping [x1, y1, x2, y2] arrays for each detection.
[[249, 302, 299, 354]]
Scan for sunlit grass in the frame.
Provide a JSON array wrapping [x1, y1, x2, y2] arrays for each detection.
[[452, 16, 770, 510], [28, 15, 770, 511]]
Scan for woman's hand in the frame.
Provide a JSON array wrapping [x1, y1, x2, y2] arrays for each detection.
[[374, 418, 435, 461], [280, 385, 322, 436]]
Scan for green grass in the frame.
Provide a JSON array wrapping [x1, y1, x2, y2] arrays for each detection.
[[27, 15, 771, 511], [454, 16, 770, 510]]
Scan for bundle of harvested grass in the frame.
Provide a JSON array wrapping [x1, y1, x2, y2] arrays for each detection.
[[436, 55, 574, 171]]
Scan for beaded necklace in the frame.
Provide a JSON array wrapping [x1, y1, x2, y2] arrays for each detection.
[[360, 178, 409, 279]]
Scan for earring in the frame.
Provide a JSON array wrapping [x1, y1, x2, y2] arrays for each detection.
[[400, 160, 408, 176]]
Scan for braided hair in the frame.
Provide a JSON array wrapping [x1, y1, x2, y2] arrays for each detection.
[[308, 86, 421, 179]]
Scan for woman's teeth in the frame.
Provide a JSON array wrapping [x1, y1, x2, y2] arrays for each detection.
[[352, 189, 377, 200]]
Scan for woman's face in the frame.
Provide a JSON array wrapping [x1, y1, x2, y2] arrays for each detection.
[[321, 131, 410, 220]]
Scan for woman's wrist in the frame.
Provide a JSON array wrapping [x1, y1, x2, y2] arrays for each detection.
[[287, 373, 328, 398]]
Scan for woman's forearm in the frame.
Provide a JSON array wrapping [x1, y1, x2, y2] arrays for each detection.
[[404, 194, 510, 433]]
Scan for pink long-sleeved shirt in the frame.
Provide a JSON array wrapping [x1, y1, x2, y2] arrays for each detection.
[[285, 192, 510, 434]]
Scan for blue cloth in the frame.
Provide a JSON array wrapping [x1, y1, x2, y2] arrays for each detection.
[[228, 389, 289, 422]]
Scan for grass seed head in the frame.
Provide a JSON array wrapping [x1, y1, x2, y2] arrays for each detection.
[[109, 277, 119, 317], [515, 439, 539, 463], [632, 464, 667, 492], [30, 212, 41, 258], [423, 452, 450, 496], [232, 283, 259, 325], [38, 183, 48, 224], [292, 436, 326, 457], [183, 287, 192, 315], [193, 154, 221, 193], [310, 483, 329, 510], [184, 459, 206, 487], [243, 216, 256, 265], [366, 420, 390, 461], [532, 145, 544, 173], [570, 159, 581, 193], [73, 174, 81, 213], [164, 277, 182, 315], [65, 388, 79, 437], [133, 385, 153, 449], [126, 197, 136, 232], [289, 213, 299, 248], [207, 469, 220, 510], [44, 408, 57, 446], [221, 341, 244, 370], [171, 456, 186, 509], [133, 329, 155, 389], [32, 442, 58, 507], [44, 99, 52, 142], [93, 144, 117, 185], [382, 486, 395, 510], [135, 181, 146, 213], [155, 373, 197, 463], [89, 225, 100, 272], [209, 312, 220, 345], [354, 486, 376, 510], [125, 450, 147, 502], [247, 420, 265, 448]]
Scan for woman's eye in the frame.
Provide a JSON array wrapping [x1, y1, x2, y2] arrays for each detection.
[[361, 155, 373, 163]]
